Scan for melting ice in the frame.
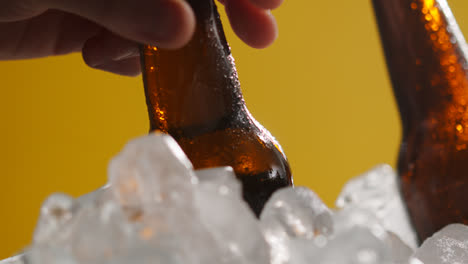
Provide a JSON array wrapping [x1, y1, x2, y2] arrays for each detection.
[[2, 134, 467, 264]]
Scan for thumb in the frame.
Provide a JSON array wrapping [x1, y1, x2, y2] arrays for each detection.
[[45, 0, 196, 49]]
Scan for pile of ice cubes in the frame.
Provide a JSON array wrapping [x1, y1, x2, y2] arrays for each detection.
[[2, 134, 468, 264]]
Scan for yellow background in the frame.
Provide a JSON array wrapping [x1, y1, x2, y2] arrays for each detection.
[[0, 0, 467, 259]]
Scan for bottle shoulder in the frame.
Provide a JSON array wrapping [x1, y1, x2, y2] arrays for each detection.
[[175, 125, 290, 176]]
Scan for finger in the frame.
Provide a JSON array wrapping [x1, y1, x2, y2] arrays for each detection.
[[248, 0, 284, 10], [0, 0, 46, 22], [45, 0, 195, 49], [52, 12, 101, 56], [82, 30, 140, 69], [0, 10, 99, 60], [92, 56, 142, 77], [225, 0, 278, 49]]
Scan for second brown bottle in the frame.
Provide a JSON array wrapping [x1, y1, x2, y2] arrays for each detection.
[[373, 0, 468, 243]]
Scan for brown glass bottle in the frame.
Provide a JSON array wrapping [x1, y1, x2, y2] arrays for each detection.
[[372, 0, 468, 242], [140, 0, 293, 215]]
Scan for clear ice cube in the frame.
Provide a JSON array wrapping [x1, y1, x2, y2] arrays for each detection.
[[0, 254, 25, 264], [261, 187, 333, 239], [290, 227, 393, 264], [195, 166, 241, 197], [386, 231, 414, 264], [336, 164, 418, 249], [194, 170, 269, 264], [413, 224, 468, 264], [68, 200, 133, 264], [25, 247, 76, 264], [259, 187, 333, 264], [33, 193, 75, 244], [108, 133, 198, 210], [333, 207, 388, 241], [333, 207, 413, 264]]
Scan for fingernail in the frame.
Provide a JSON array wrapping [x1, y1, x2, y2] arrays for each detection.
[[87, 46, 139, 67], [113, 46, 140, 61]]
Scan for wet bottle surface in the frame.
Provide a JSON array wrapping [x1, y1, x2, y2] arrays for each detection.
[[140, 0, 293, 215], [373, 0, 468, 242]]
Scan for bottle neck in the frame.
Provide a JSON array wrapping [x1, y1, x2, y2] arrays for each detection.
[[373, 0, 468, 135], [141, 0, 247, 137]]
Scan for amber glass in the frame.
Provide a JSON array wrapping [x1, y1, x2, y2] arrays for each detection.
[[373, 0, 468, 242], [140, 0, 293, 215]]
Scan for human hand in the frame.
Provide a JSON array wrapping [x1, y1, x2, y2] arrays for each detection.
[[0, 0, 281, 76]]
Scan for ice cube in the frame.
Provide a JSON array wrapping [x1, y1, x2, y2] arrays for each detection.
[[194, 172, 270, 264], [408, 258, 424, 264], [259, 187, 333, 264], [290, 227, 393, 264], [386, 231, 414, 264], [33, 193, 75, 244], [75, 185, 110, 206], [334, 204, 413, 263], [333, 207, 387, 241], [25, 247, 76, 264], [260, 221, 290, 264], [336, 164, 418, 249], [413, 224, 468, 264], [195, 166, 241, 196], [68, 199, 133, 263], [119, 203, 226, 264], [0, 254, 25, 264], [261, 187, 333, 239], [30, 188, 137, 264], [108, 133, 198, 210]]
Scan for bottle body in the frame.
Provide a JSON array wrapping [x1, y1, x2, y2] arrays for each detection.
[[140, 0, 292, 215], [373, 0, 468, 242]]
